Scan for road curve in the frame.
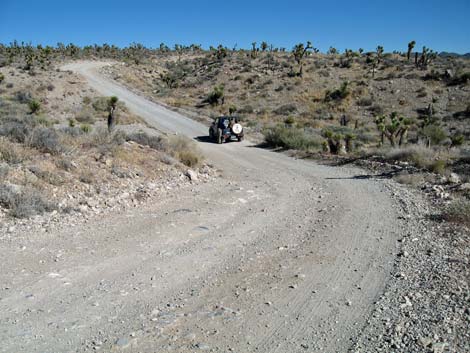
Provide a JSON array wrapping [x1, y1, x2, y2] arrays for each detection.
[[0, 62, 405, 353]]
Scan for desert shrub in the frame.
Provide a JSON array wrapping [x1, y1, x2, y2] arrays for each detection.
[[0, 73, 4, 83], [238, 105, 254, 114], [429, 159, 447, 174], [60, 125, 82, 137], [284, 116, 295, 125], [357, 97, 373, 106], [79, 170, 95, 184], [111, 165, 131, 178], [0, 163, 8, 179], [85, 128, 124, 148], [0, 184, 55, 218], [75, 108, 95, 124], [28, 127, 62, 154], [56, 158, 74, 171], [416, 87, 428, 98], [264, 125, 322, 151], [46, 84, 55, 91], [274, 103, 297, 115], [450, 133, 465, 147], [441, 200, 470, 226], [92, 97, 110, 111], [369, 104, 384, 115], [384, 145, 433, 167], [28, 165, 64, 186], [36, 116, 52, 127], [15, 91, 32, 103], [0, 138, 24, 164], [421, 125, 448, 146], [80, 124, 92, 134], [167, 135, 203, 167], [448, 72, 470, 86], [0, 119, 32, 143], [206, 85, 224, 105], [325, 82, 350, 102], [126, 131, 167, 150], [28, 100, 41, 114]]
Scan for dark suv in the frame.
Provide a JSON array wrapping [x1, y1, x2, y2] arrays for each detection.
[[209, 116, 244, 143]]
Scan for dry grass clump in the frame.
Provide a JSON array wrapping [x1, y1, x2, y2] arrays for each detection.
[[385, 145, 438, 168], [0, 137, 26, 164], [167, 135, 203, 167], [125, 131, 203, 168]]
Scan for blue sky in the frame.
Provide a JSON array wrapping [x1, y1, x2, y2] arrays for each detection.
[[1, 0, 469, 53]]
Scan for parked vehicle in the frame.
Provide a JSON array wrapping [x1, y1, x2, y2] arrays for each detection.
[[209, 116, 244, 143]]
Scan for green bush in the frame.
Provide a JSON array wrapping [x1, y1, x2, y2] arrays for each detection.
[[430, 160, 447, 174], [80, 124, 92, 134], [451, 133, 465, 147], [0, 73, 4, 83], [421, 125, 447, 146], [284, 116, 295, 125], [264, 125, 322, 151], [206, 85, 224, 105], [325, 81, 350, 102], [28, 100, 41, 114], [36, 116, 52, 127]]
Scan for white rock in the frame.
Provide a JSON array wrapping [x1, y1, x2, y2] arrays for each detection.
[[448, 173, 460, 184], [185, 169, 198, 181]]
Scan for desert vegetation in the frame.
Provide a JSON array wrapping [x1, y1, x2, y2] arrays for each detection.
[[1, 40, 469, 214], [0, 62, 204, 218]]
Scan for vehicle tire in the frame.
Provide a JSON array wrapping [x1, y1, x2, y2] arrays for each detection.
[[217, 128, 223, 144], [209, 128, 214, 140], [237, 135, 244, 142]]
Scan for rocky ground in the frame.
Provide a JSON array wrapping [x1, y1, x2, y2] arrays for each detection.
[[0, 158, 218, 240], [353, 184, 470, 352]]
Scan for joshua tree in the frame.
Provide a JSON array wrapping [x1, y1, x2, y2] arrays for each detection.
[[416, 46, 436, 69], [323, 129, 345, 154], [251, 42, 258, 58], [344, 132, 356, 152], [107, 96, 118, 132], [375, 112, 412, 147], [261, 41, 268, 52], [407, 40, 416, 61], [292, 41, 313, 77], [376, 45, 384, 64], [327, 47, 338, 55], [215, 45, 227, 60]]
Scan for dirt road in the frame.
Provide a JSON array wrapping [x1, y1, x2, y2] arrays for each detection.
[[0, 62, 409, 352]]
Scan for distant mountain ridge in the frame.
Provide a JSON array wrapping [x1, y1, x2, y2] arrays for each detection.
[[439, 52, 470, 58]]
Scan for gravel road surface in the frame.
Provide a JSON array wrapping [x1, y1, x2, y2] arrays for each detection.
[[0, 62, 414, 352]]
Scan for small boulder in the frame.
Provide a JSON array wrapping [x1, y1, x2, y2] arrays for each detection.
[[448, 173, 460, 184], [186, 169, 198, 181]]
